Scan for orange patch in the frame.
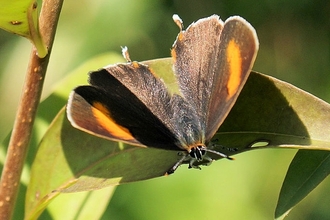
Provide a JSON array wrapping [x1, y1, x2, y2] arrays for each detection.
[[92, 102, 135, 141], [132, 61, 140, 68], [171, 49, 177, 62], [226, 39, 242, 100], [148, 66, 157, 77], [178, 32, 184, 41], [186, 143, 204, 152]]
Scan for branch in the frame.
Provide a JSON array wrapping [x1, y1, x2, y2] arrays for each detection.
[[0, 0, 64, 219]]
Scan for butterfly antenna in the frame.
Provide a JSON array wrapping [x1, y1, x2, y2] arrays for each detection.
[[172, 14, 184, 30], [121, 46, 132, 62]]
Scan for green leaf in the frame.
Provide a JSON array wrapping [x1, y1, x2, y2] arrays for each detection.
[[26, 108, 179, 219], [0, 0, 47, 57], [216, 67, 330, 218], [217, 70, 330, 152], [24, 52, 125, 220], [26, 58, 330, 218], [47, 187, 115, 220], [275, 150, 330, 219]]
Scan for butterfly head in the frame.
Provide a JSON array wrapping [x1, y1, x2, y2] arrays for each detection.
[[166, 144, 234, 175]]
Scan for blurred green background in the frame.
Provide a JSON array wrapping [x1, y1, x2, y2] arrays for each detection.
[[1, 0, 330, 219]]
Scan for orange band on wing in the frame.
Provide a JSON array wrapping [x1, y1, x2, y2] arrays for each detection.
[[92, 102, 135, 141], [226, 39, 242, 100]]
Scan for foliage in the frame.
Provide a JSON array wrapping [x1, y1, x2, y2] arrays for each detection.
[[0, 0, 329, 219]]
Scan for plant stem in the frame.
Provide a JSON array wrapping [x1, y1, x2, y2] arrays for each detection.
[[0, 0, 63, 219]]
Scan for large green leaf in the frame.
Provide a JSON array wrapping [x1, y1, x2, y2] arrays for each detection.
[[26, 58, 330, 219], [23, 52, 124, 220], [217, 68, 330, 218], [0, 0, 47, 57], [218, 66, 330, 219]]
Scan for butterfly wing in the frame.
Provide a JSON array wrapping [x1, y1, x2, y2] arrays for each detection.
[[68, 15, 259, 153], [67, 63, 181, 150], [171, 15, 259, 142]]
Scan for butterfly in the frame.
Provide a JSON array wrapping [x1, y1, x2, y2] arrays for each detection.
[[67, 14, 259, 174]]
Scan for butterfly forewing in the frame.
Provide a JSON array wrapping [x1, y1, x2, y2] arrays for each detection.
[[68, 65, 181, 150], [172, 15, 259, 142], [68, 87, 141, 146], [171, 15, 224, 142], [205, 17, 259, 140]]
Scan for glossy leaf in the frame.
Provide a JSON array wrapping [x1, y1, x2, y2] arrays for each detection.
[[0, 0, 47, 57], [25, 52, 124, 220], [213, 64, 330, 218], [275, 150, 330, 219], [26, 58, 330, 219]]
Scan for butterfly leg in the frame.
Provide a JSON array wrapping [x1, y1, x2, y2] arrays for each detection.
[[166, 152, 190, 174]]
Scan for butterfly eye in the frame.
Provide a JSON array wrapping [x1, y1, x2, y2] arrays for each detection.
[[189, 145, 206, 161]]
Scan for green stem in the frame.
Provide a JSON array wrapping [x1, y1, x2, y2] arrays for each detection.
[[0, 0, 64, 219]]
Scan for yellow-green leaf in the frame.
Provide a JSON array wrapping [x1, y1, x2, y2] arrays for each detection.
[[26, 57, 330, 219], [0, 0, 47, 57]]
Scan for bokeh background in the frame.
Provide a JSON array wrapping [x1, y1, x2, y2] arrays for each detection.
[[0, 0, 330, 219]]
